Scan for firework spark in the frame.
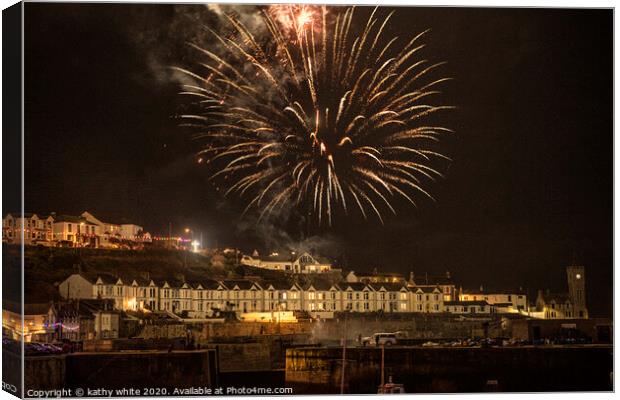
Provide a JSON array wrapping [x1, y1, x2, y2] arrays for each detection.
[[177, 5, 454, 225]]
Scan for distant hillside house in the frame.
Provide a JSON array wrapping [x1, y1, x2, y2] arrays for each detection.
[[3, 213, 55, 246], [53, 214, 99, 247], [82, 211, 151, 248], [2, 211, 150, 249], [240, 251, 332, 274]]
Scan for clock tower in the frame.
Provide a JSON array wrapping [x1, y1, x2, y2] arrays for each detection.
[[566, 265, 588, 319]]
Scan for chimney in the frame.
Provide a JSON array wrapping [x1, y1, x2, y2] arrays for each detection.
[[373, 267, 378, 275], [141, 271, 151, 282], [479, 284, 484, 292], [409, 271, 415, 283], [446, 270, 451, 279]]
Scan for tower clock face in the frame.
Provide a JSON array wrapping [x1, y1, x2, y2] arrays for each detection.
[[576, 274, 582, 280]]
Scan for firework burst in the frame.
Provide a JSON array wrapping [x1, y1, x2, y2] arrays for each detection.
[[176, 5, 454, 225]]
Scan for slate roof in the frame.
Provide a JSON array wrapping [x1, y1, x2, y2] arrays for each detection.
[[461, 288, 526, 295], [54, 215, 96, 224], [368, 282, 408, 291], [340, 282, 369, 291], [5, 212, 35, 219], [86, 273, 120, 285], [260, 251, 331, 265], [57, 299, 117, 319], [262, 252, 296, 262], [303, 280, 336, 291], [157, 278, 185, 288], [222, 280, 262, 290], [119, 275, 150, 286], [410, 286, 441, 293], [263, 280, 298, 291], [201, 280, 225, 290], [538, 292, 572, 304]]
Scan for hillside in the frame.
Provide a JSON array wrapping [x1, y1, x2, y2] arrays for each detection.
[[5, 245, 236, 303], [4, 245, 343, 304]]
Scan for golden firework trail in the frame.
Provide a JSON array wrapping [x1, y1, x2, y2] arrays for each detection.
[[177, 5, 454, 225]]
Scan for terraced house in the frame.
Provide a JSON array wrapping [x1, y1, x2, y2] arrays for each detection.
[[59, 273, 454, 318], [57, 271, 582, 320]]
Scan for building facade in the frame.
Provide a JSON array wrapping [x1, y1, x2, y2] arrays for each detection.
[[58, 273, 454, 319], [2, 213, 54, 245], [459, 288, 528, 311], [240, 251, 332, 273], [2, 211, 150, 248], [535, 265, 589, 319]]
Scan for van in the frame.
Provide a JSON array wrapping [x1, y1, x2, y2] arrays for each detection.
[[361, 332, 397, 347]]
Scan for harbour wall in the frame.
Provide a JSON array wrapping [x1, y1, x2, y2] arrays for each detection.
[[23, 350, 217, 392], [286, 345, 613, 393]]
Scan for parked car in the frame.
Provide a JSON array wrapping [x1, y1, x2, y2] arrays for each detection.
[[361, 333, 398, 347]]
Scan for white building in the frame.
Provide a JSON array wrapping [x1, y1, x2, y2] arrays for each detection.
[[409, 272, 457, 302], [459, 286, 527, 311], [53, 214, 99, 247], [3, 213, 55, 245], [240, 251, 332, 273], [345, 270, 406, 284], [444, 300, 495, 315], [409, 286, 444, 313], [82, 211, 151, 248], [56, 274, 508, 320], [2, 211, 150, 249]]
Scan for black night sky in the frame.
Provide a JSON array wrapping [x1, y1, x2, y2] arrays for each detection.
[[21, 4, 612, 316]]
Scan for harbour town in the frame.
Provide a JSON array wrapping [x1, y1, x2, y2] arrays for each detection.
[[2, 213, 613, 395]]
